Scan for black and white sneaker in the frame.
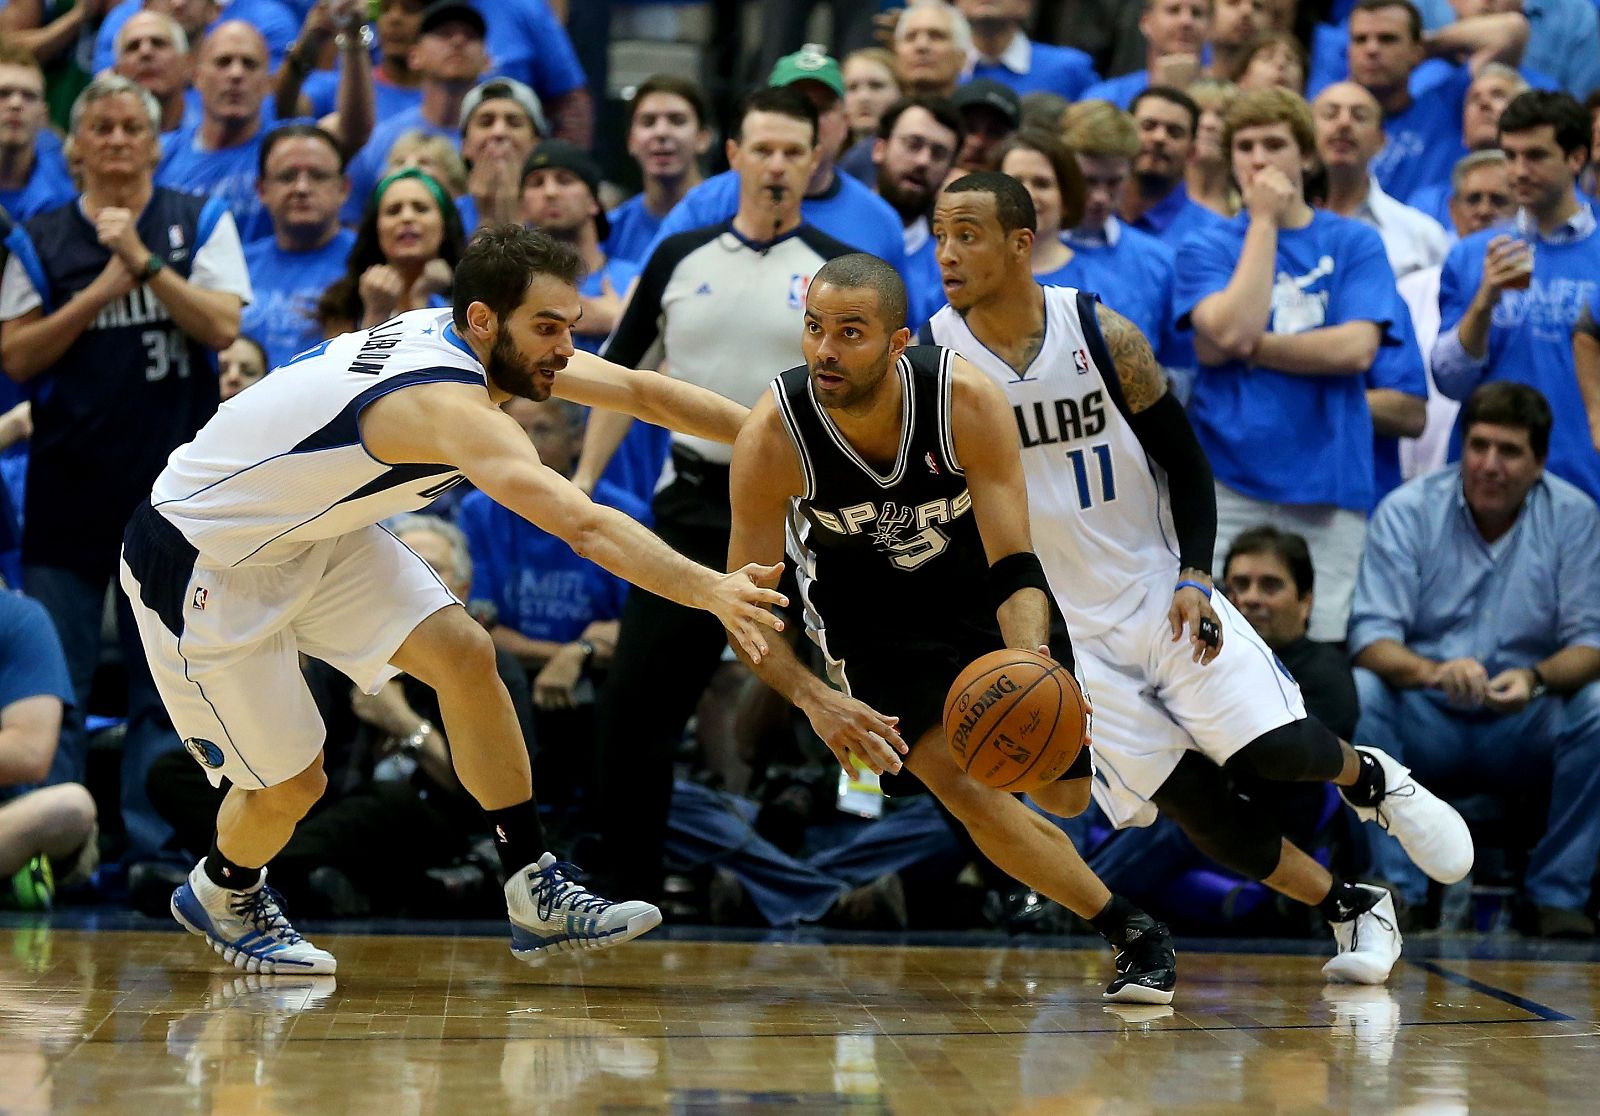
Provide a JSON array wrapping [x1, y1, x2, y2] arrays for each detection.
[[1102, 913, 1177, 1005], [1322, 883, 1402, 984]]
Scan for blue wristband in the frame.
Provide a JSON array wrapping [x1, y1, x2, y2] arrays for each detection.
[[1175, 579, 1212, 599]]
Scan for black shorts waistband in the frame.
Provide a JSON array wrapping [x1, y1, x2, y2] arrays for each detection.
[[123, 500, 200, 639]]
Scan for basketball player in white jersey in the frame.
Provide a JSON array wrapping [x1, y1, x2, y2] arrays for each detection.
[[924, 173, 1473, 983], [121, 226, 788, 974]]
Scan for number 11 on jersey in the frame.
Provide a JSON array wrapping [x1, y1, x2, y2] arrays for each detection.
[[1066, 444, 1117, 509]]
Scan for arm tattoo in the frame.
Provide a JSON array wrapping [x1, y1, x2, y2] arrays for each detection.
[[1095, 303, 1167, 414]]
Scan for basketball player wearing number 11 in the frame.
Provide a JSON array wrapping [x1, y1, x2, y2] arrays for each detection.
[[729, 252, 1177, 1004], [925, 173, 1474, 982]]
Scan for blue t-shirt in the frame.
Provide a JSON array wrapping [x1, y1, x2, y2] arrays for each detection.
[[471, 0, 588, 100], [1125, 181, 1228, 255], [574, 256, 641, 355], [1041, 222, 1191, 375], [239, 229, 356, 370], [0, 134, 76, 223], [156, 118, 314, 244], [458, 479, 642, 643], [902, 232, 945, 334], [1365, 297, 1429, 508], [1438, 222, 1600, 503], [342, 107, 457, 225], [605, 193, 665, 265], [1176, 210, 1402, 511], [1077, 68, 1148, 109], [301, 69, 424, 122], [95, 0, 298, 73], [968, 39, 1099, 99], [645, 169, 908, 282], [1370, 65, 1470, 205]]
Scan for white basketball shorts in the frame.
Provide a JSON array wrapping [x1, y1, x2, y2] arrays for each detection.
[[1073, 583, 1308, 828], [120, 505, 458, 790]]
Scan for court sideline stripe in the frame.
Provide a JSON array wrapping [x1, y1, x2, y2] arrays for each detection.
[[1408, 958, 1576, 1022]]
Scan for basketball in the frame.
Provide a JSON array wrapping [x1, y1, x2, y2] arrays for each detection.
[[942, 648, 1088, 793]]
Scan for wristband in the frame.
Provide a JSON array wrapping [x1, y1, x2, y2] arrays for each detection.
[[1528, 665, 1548, 701], [577, 638, 595, 661], [1175, 579, 1212, 599], [141, 252, 164, 281]]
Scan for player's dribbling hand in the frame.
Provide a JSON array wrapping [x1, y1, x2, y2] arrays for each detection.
[[1169, 583, 1223, 665], [713, 561, 788, 663], [802, 689, 907, 777]]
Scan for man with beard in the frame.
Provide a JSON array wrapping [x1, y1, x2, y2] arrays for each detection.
[[871, 95, 963, 329], [117, 224, 787, 974], [1121, 86, 1227, 251], [519, 140, 638, 354], [726, 251, 1179, 1004]]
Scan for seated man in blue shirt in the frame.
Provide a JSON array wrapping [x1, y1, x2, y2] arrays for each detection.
[[1122, 85, 1228, 251], [1179, 87, 1405, 642], [0, 45, 75, 222], [1432, 91, 1600, 506], [1350, 383, 1600, 937], [643, 45, 907, 279], [958, 0, 1099, 99], [0, 589, 95, 911], [241, 124, 357, 370]]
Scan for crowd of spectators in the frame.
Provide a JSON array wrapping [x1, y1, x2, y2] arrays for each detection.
[[0, 0, 1598, 941]]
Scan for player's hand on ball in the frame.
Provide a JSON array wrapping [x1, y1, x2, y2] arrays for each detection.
[[1169, 584, 1222, 665], [802, 689, 906, 777], [714, 561, 788, 662]]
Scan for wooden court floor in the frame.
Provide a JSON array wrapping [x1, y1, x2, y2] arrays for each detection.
[[5, 921, 1600, 1115]]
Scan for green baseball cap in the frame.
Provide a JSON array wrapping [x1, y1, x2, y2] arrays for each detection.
[[768, 43, 845, 100]]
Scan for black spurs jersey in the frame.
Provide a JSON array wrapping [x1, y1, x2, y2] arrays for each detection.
[[773, 345, 995, 659]]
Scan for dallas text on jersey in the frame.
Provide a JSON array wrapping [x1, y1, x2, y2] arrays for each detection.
[[1013, 389, 1107, 449]]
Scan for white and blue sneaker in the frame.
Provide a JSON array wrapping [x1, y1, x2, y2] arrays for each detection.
[[507, 853, 662, 963], [170, 860, 337, 975]]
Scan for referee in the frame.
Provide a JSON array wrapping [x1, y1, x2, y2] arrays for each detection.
[[574, 85, 854, 903]]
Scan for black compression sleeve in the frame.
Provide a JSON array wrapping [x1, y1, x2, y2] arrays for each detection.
[[1125, 391, 1217, 576]]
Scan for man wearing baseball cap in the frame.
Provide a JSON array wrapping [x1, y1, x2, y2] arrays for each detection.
[[519, 140, 639, 356], [456, 77, 546, 234], [643, 44, 906, 279], [951, 77, 1021, 172], [341, 0, 488, 222]]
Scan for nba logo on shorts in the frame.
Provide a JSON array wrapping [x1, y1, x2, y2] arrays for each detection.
[[191, 587, 208, 610], [788, 274, 811, 310]]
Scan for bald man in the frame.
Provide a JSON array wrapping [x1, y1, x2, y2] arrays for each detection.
[[114, 10, 195, 135]]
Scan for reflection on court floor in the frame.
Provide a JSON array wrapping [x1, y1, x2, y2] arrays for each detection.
[[3, 922, 1599, 1114]]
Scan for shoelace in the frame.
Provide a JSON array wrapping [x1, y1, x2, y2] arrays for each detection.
[[228, 886, 305, 946], [1345, 901, 1395, 951], [529, 861, 614, 922], [1373, 781, 1417, 833]]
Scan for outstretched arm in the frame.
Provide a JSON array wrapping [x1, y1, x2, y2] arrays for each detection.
[[1097, 303, 1223, 664], [727, 393, 906, 776], [556, 350, 746, 446], [363, 382, 785, 661]]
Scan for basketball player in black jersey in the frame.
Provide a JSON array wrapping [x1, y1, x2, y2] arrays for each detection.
[[727, 253, 1177, 1004]]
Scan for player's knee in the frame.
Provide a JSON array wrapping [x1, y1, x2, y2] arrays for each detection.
[[272, 755, 327, 817], [430, 613, 498, 691], [1225, 718, 1343, 783]]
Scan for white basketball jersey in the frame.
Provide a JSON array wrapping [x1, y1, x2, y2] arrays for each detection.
[[925, 287, 1179, 636], [151, 309, 484, 567]]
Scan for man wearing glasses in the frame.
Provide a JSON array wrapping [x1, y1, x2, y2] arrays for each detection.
[[240, 124, 356, 370]]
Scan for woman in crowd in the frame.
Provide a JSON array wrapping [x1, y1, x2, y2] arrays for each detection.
[[1186, 79, 1241, 217], [317, 168, 467, 336], [842, 47, 902, 146]]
